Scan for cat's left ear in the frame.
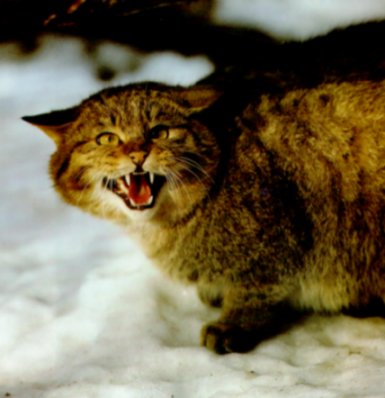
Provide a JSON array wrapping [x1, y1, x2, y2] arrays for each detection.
[[176, 85, 223, 114], [22, 106, 79, 145]]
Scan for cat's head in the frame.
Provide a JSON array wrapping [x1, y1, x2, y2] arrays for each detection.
[[23, 82, 222, 224]]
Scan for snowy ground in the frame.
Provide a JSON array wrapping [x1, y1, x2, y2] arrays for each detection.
[[2, 2, 385, 397]]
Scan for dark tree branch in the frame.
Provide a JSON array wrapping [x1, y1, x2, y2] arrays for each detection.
[[1, 0, 385, 83], [0, 0, 278, 65], [47, 0, 213, 23]]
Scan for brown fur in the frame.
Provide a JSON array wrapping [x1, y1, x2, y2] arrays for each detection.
[[23, 76, 385, 354]]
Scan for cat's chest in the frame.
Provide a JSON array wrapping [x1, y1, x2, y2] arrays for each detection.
[[127, 202, 261, 284], [130, 220, 207, 278]]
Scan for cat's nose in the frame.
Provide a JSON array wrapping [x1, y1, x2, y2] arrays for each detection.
[[129, 151, 148, 166]]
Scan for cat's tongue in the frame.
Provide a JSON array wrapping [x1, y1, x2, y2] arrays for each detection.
[[128, 173, 152, 206]]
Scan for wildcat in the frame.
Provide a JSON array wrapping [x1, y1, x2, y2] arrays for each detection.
[[23, 73, 385, 354]]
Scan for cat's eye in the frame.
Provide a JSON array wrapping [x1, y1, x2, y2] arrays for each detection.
[[148, 125, 169, 140], [96, 132, 121, 146]]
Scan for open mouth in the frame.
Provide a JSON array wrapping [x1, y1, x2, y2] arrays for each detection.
[[103, 171, 166, 210]]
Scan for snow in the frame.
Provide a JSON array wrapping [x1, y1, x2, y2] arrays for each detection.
[[214, 0, 385, 39], [2, 2, 385, 397]]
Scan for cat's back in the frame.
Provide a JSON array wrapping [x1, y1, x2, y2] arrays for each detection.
[[237, 78, 385, 311], [243, 79, 385, 202]]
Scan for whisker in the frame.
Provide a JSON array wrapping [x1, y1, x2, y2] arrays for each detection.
[[175, 155, 214, 183], [166, 169, 195, 205], [175, 162, 212, 197]]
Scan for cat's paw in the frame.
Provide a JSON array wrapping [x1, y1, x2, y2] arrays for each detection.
[[200, 321, 259, 354]]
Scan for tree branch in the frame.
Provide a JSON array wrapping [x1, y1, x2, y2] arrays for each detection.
[[1, 0, 385, 82]]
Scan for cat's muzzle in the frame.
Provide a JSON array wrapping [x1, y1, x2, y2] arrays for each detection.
[[103, 171, 165, 210]]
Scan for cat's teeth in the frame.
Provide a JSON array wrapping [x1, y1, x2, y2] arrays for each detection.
[[124, 175, 131, 186], [149, 172, 155, 185]]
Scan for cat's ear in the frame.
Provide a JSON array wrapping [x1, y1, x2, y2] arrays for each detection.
[[22, 106, 79, 145], [176, 85, 223, 114]]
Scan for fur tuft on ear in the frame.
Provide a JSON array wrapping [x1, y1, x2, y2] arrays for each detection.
[[22, 106, 79, 145], [175, 85, 223, 113]]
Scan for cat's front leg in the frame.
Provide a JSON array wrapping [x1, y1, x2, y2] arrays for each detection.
[[200, 287, 297, 354]]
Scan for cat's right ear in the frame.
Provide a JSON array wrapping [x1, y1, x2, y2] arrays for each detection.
[[176, 85, 223, 114], [22, 106, 79, 145]]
